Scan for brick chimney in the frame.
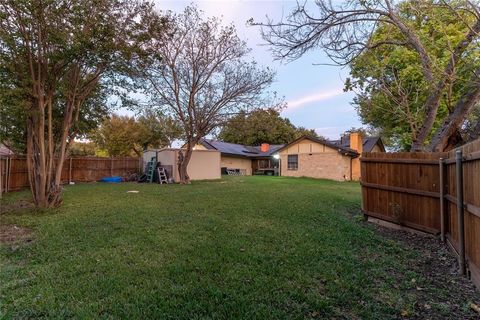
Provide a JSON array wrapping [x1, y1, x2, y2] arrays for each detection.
[[349, 132, 363, 154], [349, 132, 363, 181], [260, 143, 270, 153]]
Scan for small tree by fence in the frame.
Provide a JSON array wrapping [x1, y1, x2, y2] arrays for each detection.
[[0, 156, 140, 194], [361, 139, 480, 289]]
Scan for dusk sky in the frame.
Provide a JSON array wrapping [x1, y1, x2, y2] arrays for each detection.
[[142, 0, 363, 139]]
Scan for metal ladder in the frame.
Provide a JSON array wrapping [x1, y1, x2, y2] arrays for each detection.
[[157, 167, 168, 184], [145, 157, 157, 183]]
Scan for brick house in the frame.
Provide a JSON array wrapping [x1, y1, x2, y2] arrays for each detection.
[[196, 132, 384, 181], [277, 133, 384, 181], [195, 139, 284, 176]]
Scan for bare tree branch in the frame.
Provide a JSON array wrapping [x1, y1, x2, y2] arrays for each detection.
[[137, 6, 277, 183]]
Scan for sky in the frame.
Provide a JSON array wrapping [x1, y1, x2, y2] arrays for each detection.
[[123, 0, 362, 139]]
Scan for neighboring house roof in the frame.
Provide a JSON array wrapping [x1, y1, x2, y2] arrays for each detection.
[[199, 135, 383, 158], [330, 136, 385, 153], [199, 139, 284, 158], [0, 143, 14, 156], [276, 135, 360, 158]]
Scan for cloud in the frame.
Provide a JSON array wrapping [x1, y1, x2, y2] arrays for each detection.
[[285, 88, 344, 112]]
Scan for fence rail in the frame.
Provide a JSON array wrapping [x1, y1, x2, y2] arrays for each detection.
[[361, 139, 480, 289], [0, 156, 140, 194]]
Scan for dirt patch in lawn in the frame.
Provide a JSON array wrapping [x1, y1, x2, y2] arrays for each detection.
[[0, 224, 34, 246], [371, 223, 480, 319], [0, 199, 34, 215]]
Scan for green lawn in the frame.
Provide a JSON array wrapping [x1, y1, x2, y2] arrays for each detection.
[[0, 177, 473, 318]]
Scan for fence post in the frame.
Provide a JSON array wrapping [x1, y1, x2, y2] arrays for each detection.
[[69, 158, 72, 184], [6, 157, 11, 193], [439, 158, 446, 242], [455, 150, 466, 276], [110, 157, 113, 176]]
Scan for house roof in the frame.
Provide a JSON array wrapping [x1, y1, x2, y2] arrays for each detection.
[[0, 143, 14, 156], [199, 135, 383, 159], [275, 135, 360, 158], [330, 136, 385, 153], [199, 139, 284, 158]]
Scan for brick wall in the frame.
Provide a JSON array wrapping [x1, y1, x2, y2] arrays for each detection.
[[280, 152, 351, 181]]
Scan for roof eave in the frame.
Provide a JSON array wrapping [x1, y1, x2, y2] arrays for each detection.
[[276, 135, 360, 157]]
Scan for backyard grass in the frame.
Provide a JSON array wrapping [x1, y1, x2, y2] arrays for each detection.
[[0, 176, 478, 319]]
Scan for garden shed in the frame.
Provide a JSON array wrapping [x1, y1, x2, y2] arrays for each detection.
[[142, 148, 221, 182]]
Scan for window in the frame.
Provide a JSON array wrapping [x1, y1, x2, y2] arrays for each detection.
[[258, 159, 270, 169], [287, 154, 298, 170]]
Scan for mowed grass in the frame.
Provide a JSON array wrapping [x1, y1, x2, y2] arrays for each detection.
[[1, 177, 427, 318]]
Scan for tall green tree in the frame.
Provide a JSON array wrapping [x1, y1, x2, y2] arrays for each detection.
[[0, 85, 110, 154], [0, 0, 157, 207], [346, 1, 480, 150], [218, 109, 319, 145], [91, 113, 181, 157], [259, 0, 480, 151], [136, 110, 182, 149], [68, 141, 98, 157], [91, 115, 143, 157]]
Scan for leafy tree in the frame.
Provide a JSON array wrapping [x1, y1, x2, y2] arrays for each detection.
[[258, 0, 480, 151], [91, 115, 142, 157], [138, 6, 277, 184], [68, 141, 98, 157], [293, 127, 320, 140], [91, 113, 181, 156], [218, 109, 319, 145], [345, 1, 480, 150], [136, 110, 182, 149], [0, 0, 156, 207], [0, 77, 26, 152], [0, 85, 110, 154]]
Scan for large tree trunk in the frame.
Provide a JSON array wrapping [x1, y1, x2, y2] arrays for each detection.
[[26, 91, 76, 208], [427, 79, 480, 152], [177, 140, 195, 184], [26, 92, 51, 208], [410, 19, 480, 151]]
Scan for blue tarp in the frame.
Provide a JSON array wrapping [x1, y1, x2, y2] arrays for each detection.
[[100, 176, 122, 183]]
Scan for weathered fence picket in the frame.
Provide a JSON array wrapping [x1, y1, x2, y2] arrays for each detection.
[[0, 156, 140, 193], [361, 139, 480, 289]]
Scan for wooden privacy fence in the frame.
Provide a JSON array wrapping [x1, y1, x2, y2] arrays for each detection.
[[360, 139, 480, 289], [0, 156, 141, 194]]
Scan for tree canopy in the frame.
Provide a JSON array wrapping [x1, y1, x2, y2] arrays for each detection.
[[68, 141, 99, 157], [0, 0, 158, 207], [346, 1, 480, 150], [259, 0, 480, 151], [0, 85, 110, 154], [90, 113, 181, 157], [218, 109, 319, 145]]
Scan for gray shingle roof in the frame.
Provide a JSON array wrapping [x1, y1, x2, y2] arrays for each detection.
[[0, 144, 13, 156], [201, 135, 383, 158], [330, 136, 384, 153], [200, 139, 284, 158]]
